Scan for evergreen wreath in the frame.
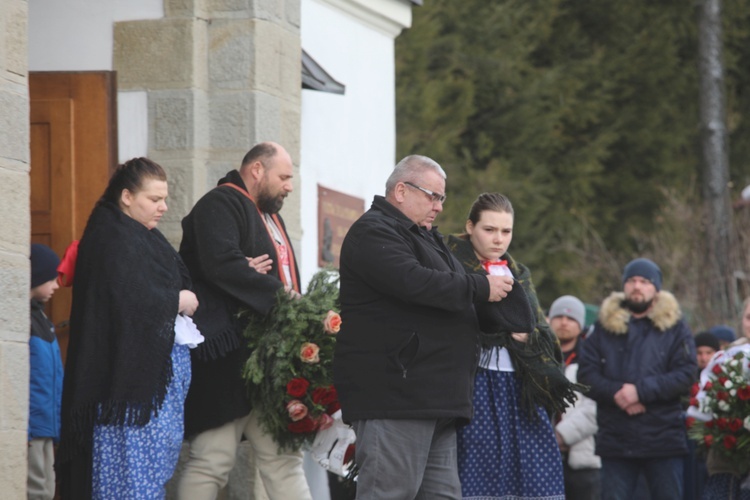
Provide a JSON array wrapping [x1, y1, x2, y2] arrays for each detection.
[[242, 269, 342, 451]]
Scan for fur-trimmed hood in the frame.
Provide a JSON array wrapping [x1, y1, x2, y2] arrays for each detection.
[[599, 290, 682, 334]]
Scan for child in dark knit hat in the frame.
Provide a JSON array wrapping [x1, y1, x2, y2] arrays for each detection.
[[28, 243, 63, 500], [694, 331, 720, 373]]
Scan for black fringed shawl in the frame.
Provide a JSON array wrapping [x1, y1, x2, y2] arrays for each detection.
[[445, 235, 583, 418], [57, 202, 189, 497]]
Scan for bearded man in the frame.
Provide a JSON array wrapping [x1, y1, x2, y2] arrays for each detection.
[[578, 258, 696, 500], [177, 142, 311, 499]]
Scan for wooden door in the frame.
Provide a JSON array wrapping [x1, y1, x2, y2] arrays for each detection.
[[30, 71, 118, 363]]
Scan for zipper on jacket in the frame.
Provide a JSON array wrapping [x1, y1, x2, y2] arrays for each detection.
[[396, 332, 419, 379]]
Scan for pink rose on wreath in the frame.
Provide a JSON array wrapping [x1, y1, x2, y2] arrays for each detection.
[[323, 310, 342, 334], [300, 342, 320, 364], [286, 377, 310, 398], [317, 413, 334, 431], [286, 400, 309, 422]]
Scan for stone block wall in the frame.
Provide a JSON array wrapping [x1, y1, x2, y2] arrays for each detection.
[[0, 0, 31, 497], [114, 0, 302, 248]]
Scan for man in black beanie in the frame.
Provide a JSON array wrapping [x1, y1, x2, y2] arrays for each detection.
[[578, 257, 697, 500]]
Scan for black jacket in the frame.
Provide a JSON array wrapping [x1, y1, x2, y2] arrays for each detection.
[[578, 291, 696, 458], [179, 170, 299, 436], [333, 196, 489, 424]]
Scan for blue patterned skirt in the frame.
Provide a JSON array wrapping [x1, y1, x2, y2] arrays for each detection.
[[702, 473, 750, 500], [91, 343, 191, 499], [457, 367, 565, 500]]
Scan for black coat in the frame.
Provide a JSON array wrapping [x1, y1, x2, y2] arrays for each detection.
[[578, 291, 696, 459], [333, 196, 489, 424], [179, 170, 299, 437]]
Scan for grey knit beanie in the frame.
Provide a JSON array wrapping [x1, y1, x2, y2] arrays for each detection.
[[549, 295, 586, 329]]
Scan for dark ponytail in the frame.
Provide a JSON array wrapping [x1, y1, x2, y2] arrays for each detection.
[[98, 157, 167, 207], [467, 193, 514, 225]]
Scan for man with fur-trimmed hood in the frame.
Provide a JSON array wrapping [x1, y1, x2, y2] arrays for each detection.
[[578, 258, 696, 500]]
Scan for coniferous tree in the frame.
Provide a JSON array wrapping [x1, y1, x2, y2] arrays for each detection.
[[396, 0, 750, 307]]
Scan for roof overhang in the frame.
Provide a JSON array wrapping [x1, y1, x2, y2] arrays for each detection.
[[302, 49, 346, 95]]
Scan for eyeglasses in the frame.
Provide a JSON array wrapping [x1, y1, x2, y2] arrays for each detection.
[[404, 181, 447, 204]]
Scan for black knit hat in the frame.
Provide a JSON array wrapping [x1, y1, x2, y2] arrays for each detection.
[[622, 258, 662, 291], [694, 332, 720, 352], [30, 244, 60, 288]]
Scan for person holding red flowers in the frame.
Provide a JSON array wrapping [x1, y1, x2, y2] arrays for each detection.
[[687, 340, 750, 499]]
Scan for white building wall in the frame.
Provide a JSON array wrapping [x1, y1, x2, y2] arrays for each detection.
[[28, 0, 163, 71], [299, 0, 410, 286]]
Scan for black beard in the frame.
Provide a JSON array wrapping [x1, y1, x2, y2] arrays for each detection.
[[257, 191, 284, 214], [622, 298, 653, 314]]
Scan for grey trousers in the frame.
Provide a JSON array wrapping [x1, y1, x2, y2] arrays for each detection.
[[352, 418, 461, 500], [28, 438, 55, 500]]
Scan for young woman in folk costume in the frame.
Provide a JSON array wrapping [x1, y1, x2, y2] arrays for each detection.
[[445, 192, 580, 500], [57, 158, 202, 499]]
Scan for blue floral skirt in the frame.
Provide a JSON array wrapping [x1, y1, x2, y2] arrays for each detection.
[[702, 473, 750, 500], [457, 368, 565, 500], [91, 344, 191, 500]]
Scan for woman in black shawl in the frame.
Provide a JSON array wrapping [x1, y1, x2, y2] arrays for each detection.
[[445, 193, 572, 500], [57, 158, 200, 499]]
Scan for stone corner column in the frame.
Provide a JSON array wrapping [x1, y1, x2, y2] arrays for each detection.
[[0, 0, 32, 498]]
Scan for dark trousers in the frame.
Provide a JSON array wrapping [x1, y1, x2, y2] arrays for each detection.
[[563, 461, 601, 500], [352, 418, 461, 500], [602, 456, 683, 500]]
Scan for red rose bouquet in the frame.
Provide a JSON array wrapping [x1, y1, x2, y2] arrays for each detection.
[[242, 269, 343, 451], [687, 343, 750, 477]]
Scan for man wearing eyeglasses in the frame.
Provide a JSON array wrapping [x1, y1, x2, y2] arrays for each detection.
[[333, 155, 514, 499]]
